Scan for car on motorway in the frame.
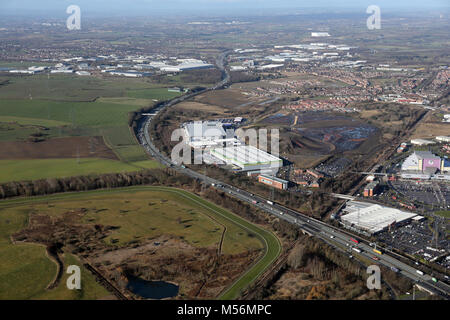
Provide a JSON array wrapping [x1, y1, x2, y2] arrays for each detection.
[[391, 267, 399, 273], [330, 235, 335, 239]]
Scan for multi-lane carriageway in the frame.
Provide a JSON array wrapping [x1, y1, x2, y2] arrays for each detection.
[[135, 51, 450, 299]]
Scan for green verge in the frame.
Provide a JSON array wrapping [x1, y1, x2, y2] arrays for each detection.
[[0, 186, 281, 300], [434, 211, 450, 218], [0, 158, 161, 183]]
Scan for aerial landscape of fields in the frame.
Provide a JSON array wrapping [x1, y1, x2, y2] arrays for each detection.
[[0, 0, 448, 313], [0, 74, 182, 181]]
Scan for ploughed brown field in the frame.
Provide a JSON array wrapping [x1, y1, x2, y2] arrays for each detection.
[[0, 136, 118, 160]]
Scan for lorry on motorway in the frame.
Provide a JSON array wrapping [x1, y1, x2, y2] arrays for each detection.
[[267, 201, 274, 205], [350, 238, 359, 244], [416, 270, 424, 276], [373, 249, 383, 255], [352, 247, 362, 253]]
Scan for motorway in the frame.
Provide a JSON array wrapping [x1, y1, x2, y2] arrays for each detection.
[[134, 52, 450, 299]]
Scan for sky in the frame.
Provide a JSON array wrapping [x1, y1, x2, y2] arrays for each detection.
[[1, 0, 449, 17]]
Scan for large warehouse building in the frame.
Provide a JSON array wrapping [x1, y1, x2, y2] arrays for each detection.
[[183, 121, 241, 149], [340, 201, 418, 235], [401, 151, 450, 180], [210, 145, 283, 175], [182, 120, 283, 175]]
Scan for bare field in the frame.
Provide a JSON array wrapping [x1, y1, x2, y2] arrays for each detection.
[[0, 136, 118, 160], [194, 88, 258, 109], [257, 112, 380, 168], [174, 101, 227, 115], [412, 121, 450, 139]]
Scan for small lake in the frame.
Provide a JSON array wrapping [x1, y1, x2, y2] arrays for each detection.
[[126, 276, 179, 299]]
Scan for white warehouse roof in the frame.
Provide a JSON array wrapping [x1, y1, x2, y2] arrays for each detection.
[[210, 145, 282, 170], [341, 201, 417, 234], [436, 136, 450, 142], [411, 139, 435, 146], [184, 121, 227, 139]]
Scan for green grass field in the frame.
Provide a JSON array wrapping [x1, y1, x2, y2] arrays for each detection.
[[0, 186, 281, 300], [0, 99, 142, 128], [127, 88, 182, 100], [0, 74, 183, 181], [0, 159, 161, 183], [0, 74, 159, 102], [0, 196, 108, 300], [434, 211, 450, 218]]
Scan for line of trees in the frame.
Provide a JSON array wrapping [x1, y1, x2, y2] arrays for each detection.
[[0, 168, 193, 200]]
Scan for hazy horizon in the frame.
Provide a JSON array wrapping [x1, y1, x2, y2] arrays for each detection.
[[1, 0, 449, 18]]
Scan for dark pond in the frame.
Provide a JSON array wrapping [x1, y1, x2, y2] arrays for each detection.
[[126, 276, 179, 299]]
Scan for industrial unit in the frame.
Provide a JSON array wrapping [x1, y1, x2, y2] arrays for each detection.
[[363, 181, 379, 197], [210, 145, 282, 175], [401, 151, 450, 180], [436, 136, 450, 143], [340, 201, 418, 235], [183, 121, 240, 149], [410, 139, 435, 146], [258, 175, 289, 190], [181, 120, 282, 175]]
